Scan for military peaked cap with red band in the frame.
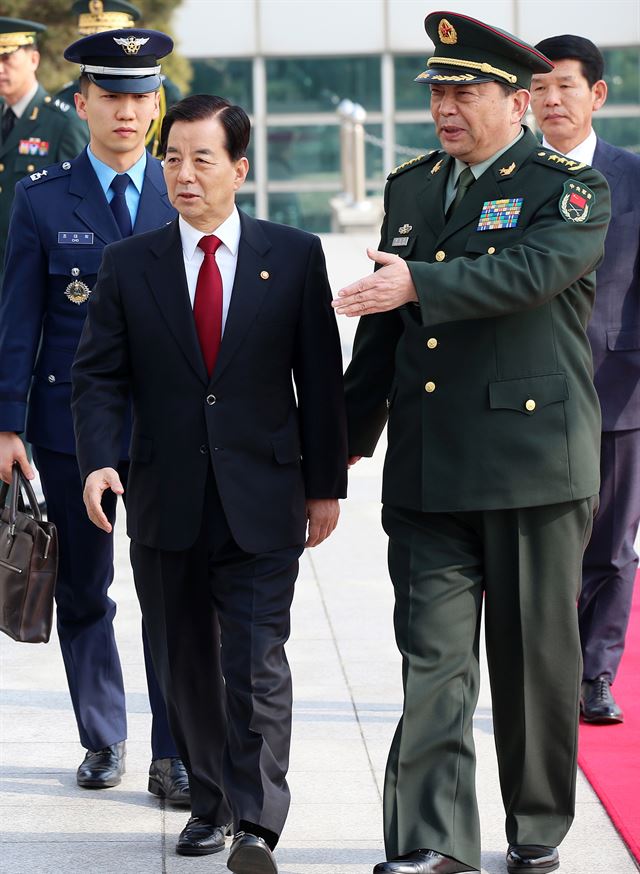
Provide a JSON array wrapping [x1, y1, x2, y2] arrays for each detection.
[[415, 11, 553, 89]]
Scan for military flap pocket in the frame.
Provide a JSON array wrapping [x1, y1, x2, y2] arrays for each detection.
[[607, 329, 640, 352], [465, 228, 521, 256], [489, 373, 569, 416], [49, 248, 103, 278], [34, 345, 76, 384], [272, 432, 302, 464]]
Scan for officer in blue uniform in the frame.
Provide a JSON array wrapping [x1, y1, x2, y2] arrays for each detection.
[[0, 27, 189, 803], [0, 17, 88, 283], [54, 1, 182, 156]]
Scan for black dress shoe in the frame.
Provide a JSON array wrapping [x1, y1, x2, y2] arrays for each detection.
[[581, 675, 624, 724], [76, 741, 126, 789], [373, 849, 476, 874], [227, 831, 278, 874], [176, 816, 230, 856], [506, 845, 559, 873], [148, 757, 190, 805]]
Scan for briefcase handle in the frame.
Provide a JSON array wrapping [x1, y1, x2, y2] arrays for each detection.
[[0, 462, 42, 536]]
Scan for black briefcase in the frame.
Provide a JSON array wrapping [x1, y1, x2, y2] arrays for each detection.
[[0, 462, 58, 643]]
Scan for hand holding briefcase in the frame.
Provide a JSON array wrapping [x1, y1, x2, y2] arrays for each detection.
[[0, 462, 58, 643]]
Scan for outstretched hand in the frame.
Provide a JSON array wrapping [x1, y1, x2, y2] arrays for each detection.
[[332, 248, 418, 316]]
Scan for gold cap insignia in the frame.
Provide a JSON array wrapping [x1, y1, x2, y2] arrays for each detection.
[[398, 224, 412, 234], [113, 35, 150, 55], [499, 162, 516, 176], [438, 19, 457, 45], [431, 159, 443, 175]]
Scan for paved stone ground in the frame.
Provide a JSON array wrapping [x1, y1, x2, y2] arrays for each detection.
[[1, 235, 637, 873]]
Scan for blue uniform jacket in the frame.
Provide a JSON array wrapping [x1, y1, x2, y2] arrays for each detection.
[[590, 138, 640, 431], [0, 147, 176, 455]]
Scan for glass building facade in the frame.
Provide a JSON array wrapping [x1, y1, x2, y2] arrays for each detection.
[[183, 0, 639, 233]]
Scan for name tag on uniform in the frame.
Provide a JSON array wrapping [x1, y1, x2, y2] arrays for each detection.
[[476, 198, 523, 231], [392, 236, 409, 247], [58, 232, 94, 245]]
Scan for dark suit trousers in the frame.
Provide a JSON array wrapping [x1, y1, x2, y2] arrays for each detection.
[[130, 470, 302, 836], [33, 447, 176, 758], [579, 428, 640, 682], [381, 498, 595, 871]]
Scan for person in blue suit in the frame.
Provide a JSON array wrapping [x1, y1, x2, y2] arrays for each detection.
[[532, 34, 640, 725], [0, 27, 190, 801]]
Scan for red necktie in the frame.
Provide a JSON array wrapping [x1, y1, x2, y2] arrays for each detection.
[[194, 235, 223, 376]]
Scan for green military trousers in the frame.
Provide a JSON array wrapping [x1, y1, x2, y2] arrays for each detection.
[[381, 498, 596, 870]]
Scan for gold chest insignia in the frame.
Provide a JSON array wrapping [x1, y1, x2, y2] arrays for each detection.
[[431, 159, 443, 175], [438, 19, 457, 44], [398, 224, 412, 234], [113, 35, 150, 55], [65, 279, 92, 305], [499, 162, 516, 176]]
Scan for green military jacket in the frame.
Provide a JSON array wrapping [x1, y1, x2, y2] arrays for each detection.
[[344, 127, 611, 512], [0, 84, 88, 273]]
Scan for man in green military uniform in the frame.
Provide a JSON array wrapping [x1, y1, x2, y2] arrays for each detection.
[[0, 18, 88, 280], [334, 11, 610, 874], [54, 1, 182, 156]]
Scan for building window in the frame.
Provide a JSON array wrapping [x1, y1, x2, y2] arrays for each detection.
[[189, 58, 254, 111], [395, 55, 429, 110], [266, 56, 381, 113], [602, 46, 640, 105]]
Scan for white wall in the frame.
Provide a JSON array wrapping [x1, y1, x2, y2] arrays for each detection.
[[174, 0, 640, 57]]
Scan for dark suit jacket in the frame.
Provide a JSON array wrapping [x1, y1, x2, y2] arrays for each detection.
[[0, 147, 176, 455], [71, 213, 348, 554], [589, 138, 640, 431], [345, 127, 610, 513]]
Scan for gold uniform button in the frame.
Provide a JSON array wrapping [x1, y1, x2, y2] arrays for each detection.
[[44, 95, 52, 103], [487, 246, 496, 255], [0, 163, 4, 172], [260, 270, 269, 280], [427, 338, 438, 349], [425, 381, 436, 393], [0, 186, 2, 194], [525, 399, 536, 412], [435, 250, 446, 262], [26, 164, 35, 172]]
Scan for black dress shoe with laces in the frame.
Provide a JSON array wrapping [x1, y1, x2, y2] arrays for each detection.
[[148, 757, 190, 805], [176, 817, 231, 856], [76, 741, 126, 789], [580, 674, 624, 723], [227, 831, 278, 874], [373, 849, 476, 874], [506, 845, 559, 873]]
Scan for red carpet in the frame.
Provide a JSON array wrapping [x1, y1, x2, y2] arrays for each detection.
[[578, 571, 640, 862]]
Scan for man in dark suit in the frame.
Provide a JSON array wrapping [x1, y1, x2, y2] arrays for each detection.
[[0, 29, 189, 803], [71, 94, 347, 873], [0, 16, 88, 283], [334, 12, 610, 874], [531, 34, 640, 726]]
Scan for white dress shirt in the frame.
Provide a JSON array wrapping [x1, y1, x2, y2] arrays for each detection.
[[542, 128, 597, 164], [179, 207, 241, 335]]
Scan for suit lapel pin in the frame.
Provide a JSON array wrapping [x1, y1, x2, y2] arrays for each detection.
[[499, 162, 516, 176], [260, 270, 270, 280], [431, 159, 443, 175], [398, 224, 412, 234]]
